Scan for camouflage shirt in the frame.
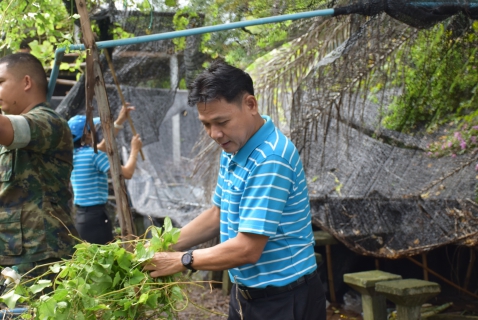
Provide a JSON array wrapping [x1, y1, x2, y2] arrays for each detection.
[[0, 103, 79, 265]]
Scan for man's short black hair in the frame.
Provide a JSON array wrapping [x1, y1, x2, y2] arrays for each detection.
[[187, 59, 254, 107], [0, 53, 48, 94]]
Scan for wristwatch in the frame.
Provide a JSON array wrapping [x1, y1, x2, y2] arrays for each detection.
[[181, 250, 196, 272]]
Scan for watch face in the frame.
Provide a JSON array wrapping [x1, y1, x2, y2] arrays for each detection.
[[182, 253, 192, 265]]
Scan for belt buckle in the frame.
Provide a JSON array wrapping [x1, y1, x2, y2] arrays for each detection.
[[239, 288, 253, 300]]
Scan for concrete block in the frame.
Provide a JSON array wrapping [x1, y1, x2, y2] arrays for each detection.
[[344, 270, 402, 320], [376, 279, 441, 320]]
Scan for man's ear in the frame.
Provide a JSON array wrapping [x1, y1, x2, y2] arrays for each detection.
[[23, 75, 33, 91], [244, 94, 258, 114]]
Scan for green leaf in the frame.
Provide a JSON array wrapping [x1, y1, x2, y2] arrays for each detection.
[[165, 0, 177, 6], [28, 279, 52, 294], [51, 289, 69, 301], [50, 263, 62, 273], [37, 296, 57, 318], [171, 285, 183, 301], [115, 247, 132, 271], [81, 295, 97, 309], [59, 62, 71, 70], [0, 289, 23, 310], [171, 229, 181, 244], [112, 271, 122, 288], [164, 217, 173, 232], [138, 293, 149, 304], [146, 293, 159, 308], [128, 269, 146, 286]]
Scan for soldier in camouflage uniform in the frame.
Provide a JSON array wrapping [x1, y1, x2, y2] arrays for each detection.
[[0, 53, 79, 276]]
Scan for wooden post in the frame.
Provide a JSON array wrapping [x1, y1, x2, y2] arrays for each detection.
[[421, 253, 429, 281], [75, 0, 135, 248], [464, 248, 476, 290], [326, 244, 336, 302]]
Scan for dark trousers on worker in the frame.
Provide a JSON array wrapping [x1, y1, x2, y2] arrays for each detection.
[[228, 270, 326, 320], [75, 204, 114, 245]]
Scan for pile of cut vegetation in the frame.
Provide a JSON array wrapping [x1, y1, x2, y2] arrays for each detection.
[[0, 218, 202, 320]]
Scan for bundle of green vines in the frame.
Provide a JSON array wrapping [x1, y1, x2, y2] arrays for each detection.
[[0, 217, 190, 319]]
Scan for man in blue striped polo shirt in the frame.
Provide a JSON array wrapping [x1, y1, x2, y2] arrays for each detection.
[[144, 60, 326, 319], [68, 106, 142, 245]]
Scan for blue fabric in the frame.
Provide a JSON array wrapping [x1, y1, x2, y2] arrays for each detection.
[[213, 115, 316, 288], [68, 115, 100, 142], [71, 146, 110, 206]]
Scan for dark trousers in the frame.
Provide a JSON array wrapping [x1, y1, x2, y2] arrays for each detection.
[[75, 204, 113, 245], [228, 271, 326, 320]]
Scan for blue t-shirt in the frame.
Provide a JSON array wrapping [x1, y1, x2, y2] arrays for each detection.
[[213, 115, 316, 288], [71, 146, 110, 206]]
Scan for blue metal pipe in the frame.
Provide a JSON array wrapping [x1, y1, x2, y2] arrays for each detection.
[[47, 2, 477, 100], [47, 8, 335, 101], [0, 307, 28, 316]]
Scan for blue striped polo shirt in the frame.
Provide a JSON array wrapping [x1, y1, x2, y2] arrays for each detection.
[[212, 115, 316, 288], [71, 146, 110, 206]]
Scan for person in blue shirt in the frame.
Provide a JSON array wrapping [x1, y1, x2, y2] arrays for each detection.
[[68, 105, 142, 244], [144, 60, 326, 320]]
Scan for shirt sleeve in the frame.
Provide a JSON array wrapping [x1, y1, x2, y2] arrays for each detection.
[[4, 115, 31, 150], [238, 155, 295, 236], [20, 107, 71, 153], [212, 152, 227, 206], [93, 151, 111, 173]]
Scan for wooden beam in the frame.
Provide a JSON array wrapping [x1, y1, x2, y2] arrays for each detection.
[[75, 0, 135, 249], [47, 78, 77, 86]]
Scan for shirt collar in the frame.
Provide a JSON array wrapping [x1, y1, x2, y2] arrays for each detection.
[[231, 115, 274, 167]]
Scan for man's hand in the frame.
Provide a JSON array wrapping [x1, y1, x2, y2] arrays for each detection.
[[131, 134, 142, 152], [115, 102, 135, 126], [143, 251, 186, 278]]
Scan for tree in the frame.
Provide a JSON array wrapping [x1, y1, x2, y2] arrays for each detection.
[[0, 0, 77, 67]]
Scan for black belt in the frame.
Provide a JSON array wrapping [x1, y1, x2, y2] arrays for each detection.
[[75, 204, 104, 208], [237, 270, 317, 300]]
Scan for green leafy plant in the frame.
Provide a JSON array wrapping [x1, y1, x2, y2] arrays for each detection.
[[0, 217, 194, 320], [382, 21, 478, 133]]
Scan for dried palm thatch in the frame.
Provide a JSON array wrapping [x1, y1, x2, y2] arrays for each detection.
[[244, 1, 478, 257]]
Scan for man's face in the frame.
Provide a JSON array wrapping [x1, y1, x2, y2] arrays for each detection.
[[0, 63, 25, 115], [197, 96, 258, 154]]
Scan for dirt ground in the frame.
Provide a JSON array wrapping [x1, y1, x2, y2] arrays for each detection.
[[176, 284, 363, 320], [177, 283, 478, 320]]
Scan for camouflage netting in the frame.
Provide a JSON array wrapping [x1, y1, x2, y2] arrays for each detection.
[[279, 1, 478, 258]]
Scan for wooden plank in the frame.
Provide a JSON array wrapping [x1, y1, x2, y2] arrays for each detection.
[[75, 0, 135, 248]]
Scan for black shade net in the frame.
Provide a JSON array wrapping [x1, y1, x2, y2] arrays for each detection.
[[334, 0, 478, 28]]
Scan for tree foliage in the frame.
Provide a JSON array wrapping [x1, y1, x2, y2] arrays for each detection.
[[179, 0, 328, 68], [383, 20, 478, 133], [0, 0, 77, 67]]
